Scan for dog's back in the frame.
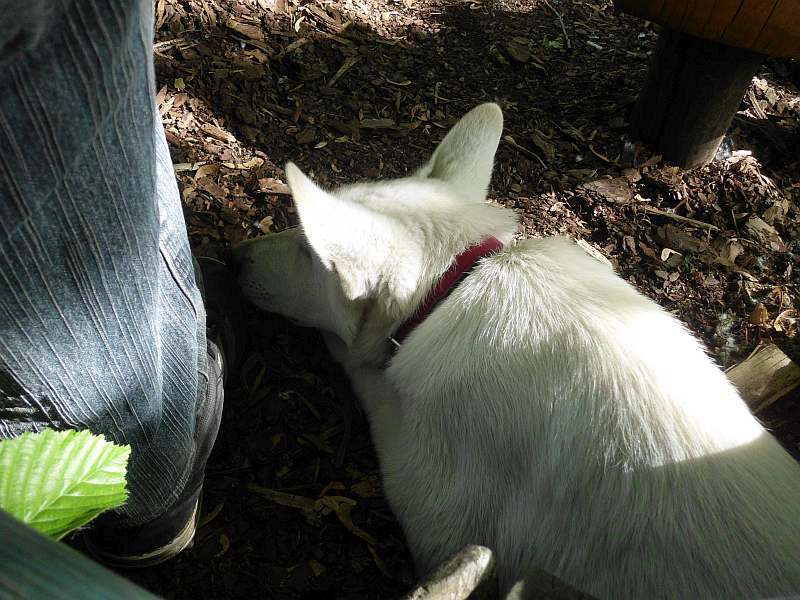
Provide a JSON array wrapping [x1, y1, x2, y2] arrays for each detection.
[[387, 236, 800, 598]]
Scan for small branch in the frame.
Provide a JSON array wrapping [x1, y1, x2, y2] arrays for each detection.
[[328, 55, 361, 87], [638, 204, 719, 231], [746, 88, 768, 120], [503, 136, 548, 169], [542, 0, 572, 50]]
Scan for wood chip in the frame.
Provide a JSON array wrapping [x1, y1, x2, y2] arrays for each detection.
[[258, 178, 291, 195], [359, 118, 395, 130], [504, 39, 531, 63], [579, 177, 634, 203], [226, 19, 264, 40], [656, 224, 707, 254], [744, 216, 786, 252]]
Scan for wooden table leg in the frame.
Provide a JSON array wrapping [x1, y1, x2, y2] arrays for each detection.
[[631, 28, 765, 169]]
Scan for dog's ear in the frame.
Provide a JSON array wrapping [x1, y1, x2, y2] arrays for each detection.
[[286, 162, 378, 300], [416, 103, 503, 203]]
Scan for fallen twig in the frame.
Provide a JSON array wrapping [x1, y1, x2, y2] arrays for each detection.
[[639, 204, 719, 231], [503, 136, 548, 169], [542, 0, 572, 50], [328, 55, 361, 87]]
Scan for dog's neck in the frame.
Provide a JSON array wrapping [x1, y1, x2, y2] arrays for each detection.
[[391, 236, 504, 347], [348, 236, 505, 368], [343, 198, 519, 368]]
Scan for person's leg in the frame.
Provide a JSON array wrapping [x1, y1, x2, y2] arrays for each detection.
[[0, 0, 220, 559]]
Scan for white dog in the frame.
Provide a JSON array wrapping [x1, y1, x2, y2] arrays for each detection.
[[233, 104, 800, 598]]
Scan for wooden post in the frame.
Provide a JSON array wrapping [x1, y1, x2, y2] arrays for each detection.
[[726, 343, 800, 414], [631, 28, 765, 169]]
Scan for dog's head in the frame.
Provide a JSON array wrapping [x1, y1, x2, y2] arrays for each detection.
[[232, 103, 517, 350]]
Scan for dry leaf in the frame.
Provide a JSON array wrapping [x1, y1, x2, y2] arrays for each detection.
[[201, 123, 235, 143], [744, 216, 786, 252], [320, 496, 377, 546], [749, 303, 769, 326], [504, 39, 531, 63], [222, 157, 264, 170], [198, 502, 225, 528], [530, 129, 556, 162], [660, 247, 682, 266], [173, 161, 206, 173], [194, 163, 219, 180], [197, 178, 226, 199], [258, 178, 290, 195], [296, 127, 316, 144], [368, 546, 392, 578], [351, 476, 381, 498], [216, 533, 231, 557], [248, 485, 318, 511], [774, 309, 798, 337], [308, 560, 326, 577], [622, 235, 636, 253], [259, 216, 274, 233], [173, 92, 189, 108], [638, 241, 658, 260]]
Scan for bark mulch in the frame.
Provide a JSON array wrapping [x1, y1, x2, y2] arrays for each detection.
[[123, 0, 799, 597]]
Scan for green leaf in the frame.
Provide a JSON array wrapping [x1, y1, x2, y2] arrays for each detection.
[[0, 429, 130, 540]]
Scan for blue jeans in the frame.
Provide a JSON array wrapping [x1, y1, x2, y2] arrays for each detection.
[[0, 0, 207, 525]]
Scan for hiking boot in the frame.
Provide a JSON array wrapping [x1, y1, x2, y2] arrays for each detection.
[[84, 258, 243, 568]]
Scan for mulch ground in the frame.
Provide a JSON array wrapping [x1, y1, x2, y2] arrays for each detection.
[[123, 0, 799, 597]]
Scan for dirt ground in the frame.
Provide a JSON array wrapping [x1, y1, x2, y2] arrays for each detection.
[[123, 0, 799, 597]]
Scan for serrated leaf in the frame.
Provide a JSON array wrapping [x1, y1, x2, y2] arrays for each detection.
[[0, 429, 130, 539]]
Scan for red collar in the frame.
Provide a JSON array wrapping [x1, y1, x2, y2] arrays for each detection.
[[391, 237, 504, 349]]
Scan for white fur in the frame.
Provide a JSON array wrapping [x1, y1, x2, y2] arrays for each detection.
[[233, 104, 800, 598]]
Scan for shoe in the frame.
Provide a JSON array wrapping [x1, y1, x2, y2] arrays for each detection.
[[84, 258, 243, 568], [84, 341, 225, 568]]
